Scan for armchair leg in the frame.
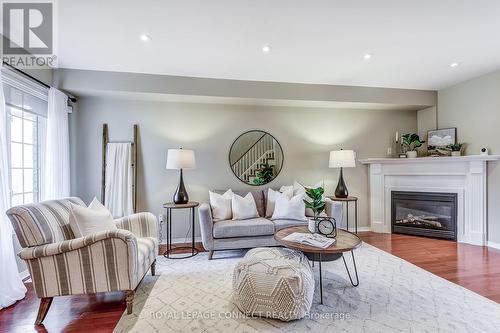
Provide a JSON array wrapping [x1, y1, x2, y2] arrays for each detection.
[[125, 290, 135, 314], [208, 250, 214, 260], [35, 297, 53, 325], [151, 260, 156, 276]]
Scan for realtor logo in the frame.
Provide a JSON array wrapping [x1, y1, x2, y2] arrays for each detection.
[[2, 2, 53, 54], [1, 1, 56, 68]]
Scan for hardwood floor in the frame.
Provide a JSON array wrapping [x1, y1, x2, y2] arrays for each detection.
[[359, 232, 500, 303], [1, 234, 499, 332]]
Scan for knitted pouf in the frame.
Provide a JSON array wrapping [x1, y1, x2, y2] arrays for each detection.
[[232, 247, 315, 321]]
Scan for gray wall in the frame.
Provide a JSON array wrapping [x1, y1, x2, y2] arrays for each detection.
[[70, 95, 417, 242], [417, 107, 437, 154], [438, 69, 500, 244], [54, 68, 437, 108], [23, 68, 53, 86]]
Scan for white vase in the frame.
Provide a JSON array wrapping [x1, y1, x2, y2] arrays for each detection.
[[406, 151, 417, 158], [308, 218, 316, 233], [451, 151, 461, 156]]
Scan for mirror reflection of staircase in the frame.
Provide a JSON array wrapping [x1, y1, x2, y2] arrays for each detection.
[[231, 133, 281, 183]]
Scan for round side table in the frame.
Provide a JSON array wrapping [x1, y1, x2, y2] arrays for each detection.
[[163, 202, 199, 259], [327, 196, 358, 233]]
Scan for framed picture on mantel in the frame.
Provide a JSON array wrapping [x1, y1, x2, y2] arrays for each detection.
[[427, 127, 457, 156]]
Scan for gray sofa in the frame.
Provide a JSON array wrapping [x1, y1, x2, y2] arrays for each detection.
[[199, 189, 343, 259]]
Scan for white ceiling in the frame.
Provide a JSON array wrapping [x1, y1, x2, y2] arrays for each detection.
[[57, 0, 500, 90]]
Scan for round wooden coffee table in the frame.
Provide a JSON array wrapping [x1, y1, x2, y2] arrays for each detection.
[[275, 225, 362, 304]]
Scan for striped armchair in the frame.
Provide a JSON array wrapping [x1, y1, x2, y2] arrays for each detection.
[[6, 197, 158, 325]]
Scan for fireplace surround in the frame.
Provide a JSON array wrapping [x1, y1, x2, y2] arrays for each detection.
[[360, 155, 500, 246], [391, 191, 457, 240]]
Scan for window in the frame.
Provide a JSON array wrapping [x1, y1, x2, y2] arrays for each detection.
[[3, 72, 48, 206]]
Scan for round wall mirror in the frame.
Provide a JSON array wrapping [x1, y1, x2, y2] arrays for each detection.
[[229, 130, 284, 186]]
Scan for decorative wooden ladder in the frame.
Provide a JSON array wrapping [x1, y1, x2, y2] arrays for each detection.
[[101, 124, 138, 213]]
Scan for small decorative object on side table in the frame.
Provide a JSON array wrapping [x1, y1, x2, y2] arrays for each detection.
[[316, 217, 337, 238], [163, 201, 199, 259], [327, 195, 358, 233]]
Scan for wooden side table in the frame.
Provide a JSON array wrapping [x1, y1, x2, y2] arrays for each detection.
[[163, 202, 199, 259], [327, 196, 358, 233]]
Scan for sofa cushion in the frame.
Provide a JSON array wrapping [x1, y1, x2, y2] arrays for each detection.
[[213, 218, 274, 238], [214, 189, 266, 217], [273, 219, 309, 232]]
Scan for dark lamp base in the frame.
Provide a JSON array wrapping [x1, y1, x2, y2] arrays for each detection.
[[173, 169, 189, 204], [335, 167, 349, 198]]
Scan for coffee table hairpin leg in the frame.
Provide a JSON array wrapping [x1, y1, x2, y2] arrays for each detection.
[[342, 251, 359, 287], [317, 251, 358, 304], [318, 253, 323, 304]]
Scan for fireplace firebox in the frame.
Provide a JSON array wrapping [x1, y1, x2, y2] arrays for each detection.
[[391, 191, 457, 240]]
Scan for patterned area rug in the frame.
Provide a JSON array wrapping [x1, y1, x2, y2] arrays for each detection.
[[114, 243, 500, 333]]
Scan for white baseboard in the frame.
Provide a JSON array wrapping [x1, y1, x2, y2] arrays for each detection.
[[487, 241, 500, 250], [355, 227, 371, 232]]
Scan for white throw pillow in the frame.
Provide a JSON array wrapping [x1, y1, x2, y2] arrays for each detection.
[[232, 193, 259, 220], [293, 180, 324, 195], [266, 187, 293, 217], [69, 197, 117, 238], [271, 192, 307, 221], [209, 189, 233, 221], [279, 185, 294, 194]]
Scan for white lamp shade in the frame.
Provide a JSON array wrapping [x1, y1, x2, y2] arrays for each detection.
[[166, 149, 196, 169], [329, 150, 356, 168]]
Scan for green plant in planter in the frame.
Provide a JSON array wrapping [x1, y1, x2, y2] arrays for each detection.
[[447, 143, 464, 152], [252, 163, 274, 185], [303, 186, 325, 219], [402, 133, 425, 151]]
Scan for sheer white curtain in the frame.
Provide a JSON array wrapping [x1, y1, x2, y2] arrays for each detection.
[[44, 88, 70, 200], [0, 67, 27, 309]]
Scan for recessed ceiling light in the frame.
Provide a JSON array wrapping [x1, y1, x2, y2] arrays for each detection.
[[450, 62, 460, 68], [140, 34, 152, 42], [262, 44, 271, 53], [363, 53, 373, 60]]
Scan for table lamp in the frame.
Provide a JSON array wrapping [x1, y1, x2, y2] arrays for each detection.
[[329, 149, 356, 198], [166, 148, 196, 204]]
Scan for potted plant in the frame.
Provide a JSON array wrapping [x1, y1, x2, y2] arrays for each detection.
[[303, 186, 325, 233], [447, 143, 464, 156], [252, 163, 274, 185], [402, 133, 425, 158]]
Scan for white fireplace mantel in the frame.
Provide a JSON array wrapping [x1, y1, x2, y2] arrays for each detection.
[[359, 155, 500, 246]]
